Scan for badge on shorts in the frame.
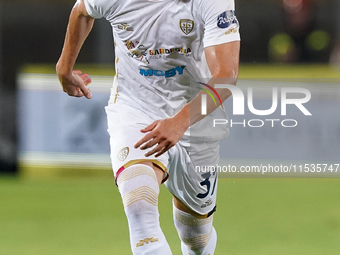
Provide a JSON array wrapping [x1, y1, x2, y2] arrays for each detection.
[[117, 147, 129, 161], [180, 19, 194, 35]]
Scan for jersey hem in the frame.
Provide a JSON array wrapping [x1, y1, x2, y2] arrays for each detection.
[[204, 33, 241, 48]]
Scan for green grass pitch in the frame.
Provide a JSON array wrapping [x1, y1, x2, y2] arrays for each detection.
[[1, 175, 340, 255]]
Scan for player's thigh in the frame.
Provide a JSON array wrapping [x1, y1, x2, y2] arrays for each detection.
[[137, 161, 165, 186], [105, 102, 169, 182], [165, 140, 220, 216]]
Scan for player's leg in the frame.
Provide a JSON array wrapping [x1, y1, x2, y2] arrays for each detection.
[[173, 196, 217, 255], [117, 161, 172, 255], [106, 100, 172, 254], [164, 139, 220, 255]]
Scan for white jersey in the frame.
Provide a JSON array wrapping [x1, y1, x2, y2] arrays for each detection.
[[84, 0, 240, 140]]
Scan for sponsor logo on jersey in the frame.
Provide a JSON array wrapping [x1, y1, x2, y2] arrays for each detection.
[[225, 27, 238, 35], [140, 66, 186, 78], [125, 41, 150, 64], [136, 237, 159, 247], [125, 40, 139, 50], [117, 147, 129, 161], [217, 10, 239, 29], [180, 19, 194, 35], [149, 47, 192, 56], [117, 23, 134, 31]]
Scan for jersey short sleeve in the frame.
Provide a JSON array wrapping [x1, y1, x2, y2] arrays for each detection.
[[84, 0, 115, 19], [199, 0, 240, 48]]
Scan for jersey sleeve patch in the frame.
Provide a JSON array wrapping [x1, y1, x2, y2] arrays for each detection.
[[217, 10, 239, 29], [201, 0, 240, 48]]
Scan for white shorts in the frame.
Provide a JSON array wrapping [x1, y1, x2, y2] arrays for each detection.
[[105, 99, 220, 215]]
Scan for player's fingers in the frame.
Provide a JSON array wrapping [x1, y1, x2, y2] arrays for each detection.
[[78, 83, 92, 99], [134, 132, 155, 149], [73, 70, 82, 75], [79, 73, 92, 86], [74, 87, 85, 97], [83, 77, 92, 86], [76, 88, 84, 97], [140, 137, 162, 150], [65, 87, 83, 97], [79, 72, 89, 80], [141, 121, 159, 133], [76, 74, 92, 99], [154, 142, 172, 157], [145, 142, 166, 157]]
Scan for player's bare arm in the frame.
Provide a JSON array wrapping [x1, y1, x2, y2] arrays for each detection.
[[56, 0, 94, 99], [189, 40, 240, 125], [135, 40, 240, 157]]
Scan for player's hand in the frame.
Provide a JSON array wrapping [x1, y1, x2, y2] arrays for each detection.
[[134, 117, 188, 157], [57, 70, 92, 99]]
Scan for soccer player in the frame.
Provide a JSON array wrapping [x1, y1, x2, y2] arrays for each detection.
[[56, 0, 240, 254]]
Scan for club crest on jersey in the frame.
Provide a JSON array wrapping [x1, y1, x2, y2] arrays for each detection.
[[217, 10, 239, 29], [180, 19, 194, 35], [117, 147, 129, 161]]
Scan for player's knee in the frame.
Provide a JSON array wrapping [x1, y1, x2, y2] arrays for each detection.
[[175, 221, 214, 253], [174, 205, 215, 254], [118, 164, 160, 216], [180, 233, 214, 253]]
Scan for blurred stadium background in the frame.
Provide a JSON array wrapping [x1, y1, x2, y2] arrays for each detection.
[[1, 0, 340, 254]]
